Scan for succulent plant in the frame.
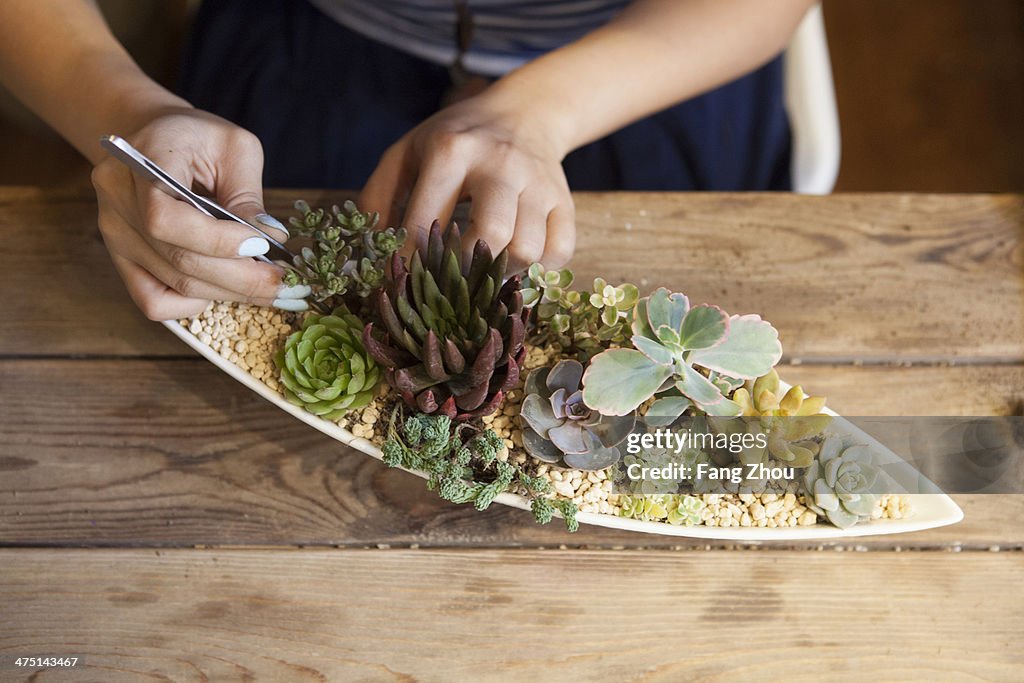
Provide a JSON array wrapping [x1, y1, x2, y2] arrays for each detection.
[[618, 436, 705, 494], [521, 264, 577, 320], [520, 359, 635, 470], [275, 307, 381, 419], [801, 435, 883, 529], [583, 288, 783, 419], [381, 409, 578, 531], [727, 369, 832, 468], [589, 277, 640, 328], [619, 494, 703, 525], [522, 264, 637, 361], [283, 200, 406, 303], [363, 221, 528, 420]]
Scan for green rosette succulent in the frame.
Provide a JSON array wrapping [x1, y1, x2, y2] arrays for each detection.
[[275, 307, 381, 419], [709, 369, 832, 469], [801, 435, 883, 529]]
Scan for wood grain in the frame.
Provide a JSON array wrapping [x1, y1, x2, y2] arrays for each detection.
[[2, 548, 1021, 682], [2, 359, 1020, 549], [2, 188, 1022, 361]]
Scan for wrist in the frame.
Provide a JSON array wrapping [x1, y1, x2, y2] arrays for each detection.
[[478, 76, 577, 161], [76, 50, 193, 164]]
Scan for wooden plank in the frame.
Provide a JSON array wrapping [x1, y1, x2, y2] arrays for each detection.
[[1, 549, 1021, 682], [2, 188, 1022, 360], [2, 359, 1021, 549]]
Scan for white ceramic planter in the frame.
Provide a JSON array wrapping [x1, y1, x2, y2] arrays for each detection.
[[164, 320, 963, 541]]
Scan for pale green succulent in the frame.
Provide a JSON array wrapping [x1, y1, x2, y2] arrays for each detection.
[[667, 495, 704, 525], [275, 307, 381, 419], [582, 288, 783, 419], [801, 435, 883, 529], [619, 494, 703, 526], [589, 277, 639, 327], [522, 264, 577, 314]]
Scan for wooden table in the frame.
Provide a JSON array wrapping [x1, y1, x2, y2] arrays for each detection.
[[2, 188, 1022, 681]]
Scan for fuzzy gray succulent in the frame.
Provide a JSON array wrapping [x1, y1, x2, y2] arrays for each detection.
[[801, 435, 883, 528], [519, 359, 636, 470]]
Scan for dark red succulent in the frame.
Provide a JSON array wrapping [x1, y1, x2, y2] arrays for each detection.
[[363, 220, 528, 420]]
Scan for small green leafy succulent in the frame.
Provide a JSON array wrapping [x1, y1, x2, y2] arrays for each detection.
[[801, 435, 883, 529], [589, 277, 639, 327], [283, 200, 406, 304], [381, 409, 579, 531], [619, 494, 703, 526], [522, 263, 638, 362], [582, 288, 783, 419], [519, 359, 636, 471], [274, 307, 381, 419]]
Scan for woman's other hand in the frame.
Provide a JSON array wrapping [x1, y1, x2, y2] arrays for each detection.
[[360, 90, 575, 272]]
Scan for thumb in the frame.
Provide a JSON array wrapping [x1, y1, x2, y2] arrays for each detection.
[[215, 131, 289, 244]]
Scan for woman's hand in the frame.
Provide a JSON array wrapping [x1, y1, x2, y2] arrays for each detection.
[[90, 109, 307, 320], [359, 91, 575, 271]]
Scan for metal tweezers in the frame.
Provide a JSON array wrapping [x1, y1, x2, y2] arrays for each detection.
[[99, 135, 297, 266]]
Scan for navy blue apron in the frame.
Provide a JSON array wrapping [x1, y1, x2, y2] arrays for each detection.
[[179, 0, 791, 191]]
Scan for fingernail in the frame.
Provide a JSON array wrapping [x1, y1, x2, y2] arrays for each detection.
[[276, 283, 312, 299], [256, 213, 289, 237], [273, 298, 309, 312], [238, 236, 270, 257]]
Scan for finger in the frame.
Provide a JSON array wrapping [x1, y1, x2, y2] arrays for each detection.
[[397, 160, 465, 259], [114, 131, 284, 257], [150, 237, 292, 303], [462, 177, 518, 262], [506, 195, 549, 274], [109, 251, 209, 321], [138, 185, 280, 259], [100, 201, 289, 306], [541, 200, 576, 268], [210, 128, 290, 244], [361, 140, 416, 231]]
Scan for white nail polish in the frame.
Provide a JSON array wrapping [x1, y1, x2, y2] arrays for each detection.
[[257, 213, 289, 236], [276, 284, 312, 299], [273, 298, 309, 312], [238, 236, 270, 257]]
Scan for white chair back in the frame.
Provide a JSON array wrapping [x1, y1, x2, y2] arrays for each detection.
[[784, 4, 841, 194]]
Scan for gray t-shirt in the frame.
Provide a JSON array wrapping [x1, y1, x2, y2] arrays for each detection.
[[307, 0, 630, 76]]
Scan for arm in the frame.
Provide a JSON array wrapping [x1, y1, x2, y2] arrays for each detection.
[[493, 0, 815, 154], [0, 0, 299, 320], [361, 0, 815, 268], [0, 0, 186, 163]]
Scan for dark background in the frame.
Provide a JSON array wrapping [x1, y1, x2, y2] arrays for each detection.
[[1, 0, 1021, 191]]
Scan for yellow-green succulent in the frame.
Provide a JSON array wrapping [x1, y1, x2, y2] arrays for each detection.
[[730, 369, 832, 467], [275, 307, 381, 419]]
